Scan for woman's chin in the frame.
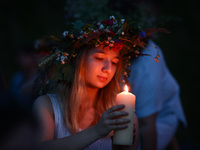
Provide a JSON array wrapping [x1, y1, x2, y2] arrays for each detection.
[[86, 82, 108, 90]]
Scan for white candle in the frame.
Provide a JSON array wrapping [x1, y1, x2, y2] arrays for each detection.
[[113, 85, 136, 146]]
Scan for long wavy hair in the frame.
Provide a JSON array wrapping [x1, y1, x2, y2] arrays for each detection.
[[58, 46, 123, 134]]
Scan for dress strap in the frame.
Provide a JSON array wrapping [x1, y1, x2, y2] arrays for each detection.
[[47, 94, 61, 138], [47, 94, 71, 139]]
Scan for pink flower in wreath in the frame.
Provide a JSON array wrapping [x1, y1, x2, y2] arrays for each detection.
[[112, 41, 123, 51]]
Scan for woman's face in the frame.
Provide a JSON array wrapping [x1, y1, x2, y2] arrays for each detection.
[[85, 46, 120, 89]]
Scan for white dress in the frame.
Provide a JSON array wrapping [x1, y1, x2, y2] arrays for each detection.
[[47, 94, 112, 150]]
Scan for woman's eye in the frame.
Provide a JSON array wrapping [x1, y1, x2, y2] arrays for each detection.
[[112, 62, 118, 65], [95, 57, 104, 60]]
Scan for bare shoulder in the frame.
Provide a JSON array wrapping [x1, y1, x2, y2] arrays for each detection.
[[32, 95, 55, 141], [32, 95, 54, 117]]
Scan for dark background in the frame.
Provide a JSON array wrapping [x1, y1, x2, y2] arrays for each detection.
[[0, 0, 199, 149]]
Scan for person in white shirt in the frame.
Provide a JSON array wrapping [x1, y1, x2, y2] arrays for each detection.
[[129, 41, 187, 150]]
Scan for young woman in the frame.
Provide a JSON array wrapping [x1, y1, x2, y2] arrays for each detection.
[[33, 43, 139, 149], [32, 16, 159, 150]]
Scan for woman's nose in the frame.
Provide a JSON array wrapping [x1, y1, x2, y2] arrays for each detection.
[[102, 60, 112, 73]]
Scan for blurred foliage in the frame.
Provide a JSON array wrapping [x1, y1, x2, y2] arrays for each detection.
[[64, 0, 182, 29], [64, 0, 120, 22]]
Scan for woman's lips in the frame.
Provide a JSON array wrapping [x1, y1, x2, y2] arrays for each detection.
[[97, 75, 108, 82]]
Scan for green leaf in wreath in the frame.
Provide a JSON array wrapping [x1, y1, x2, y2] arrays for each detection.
[[71, 20, 85, 31], [51, 66, 63, 82], [62, 64, 74, 82]]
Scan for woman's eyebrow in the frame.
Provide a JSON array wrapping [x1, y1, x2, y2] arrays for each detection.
[[93, 50, 106, 54]]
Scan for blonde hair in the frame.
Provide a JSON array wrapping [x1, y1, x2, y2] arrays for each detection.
[[60, 46, 123, 134]]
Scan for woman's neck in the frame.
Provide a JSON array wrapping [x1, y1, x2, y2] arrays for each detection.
[[78, 87, 98, 129], [82, 87, 99, 107]]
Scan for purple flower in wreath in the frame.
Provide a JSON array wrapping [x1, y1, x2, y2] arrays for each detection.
[[107, 19, 114, 26], [114, 39, 121, 42], [139, 31, 146, 38], [102, 19, 113, 26]]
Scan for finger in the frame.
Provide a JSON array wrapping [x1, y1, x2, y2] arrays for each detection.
[[111, 124, 128, 130], [105, 104, 125, 114], [108, 118, 131, 125], [133, 123, 136, 133], [106, 110, 128, 119], [133, 123, 136, 136]]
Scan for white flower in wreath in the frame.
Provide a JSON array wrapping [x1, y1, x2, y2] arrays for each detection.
[[113, 20, 117, 25], [109, 16, 115, 20], [104, 29, 110, 33], [99, 24, 104, 29], [121, 19, 125, 24], [56, 54, 61, 61], [63, 31, 69, 37], [97, 22, 101, 26], [61, 55, 67, 61]]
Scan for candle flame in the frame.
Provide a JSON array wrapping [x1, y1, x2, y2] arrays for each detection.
[[124, 85, 128, 92]]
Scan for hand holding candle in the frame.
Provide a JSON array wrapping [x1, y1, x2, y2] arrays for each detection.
[[113, 85, 136, 146]]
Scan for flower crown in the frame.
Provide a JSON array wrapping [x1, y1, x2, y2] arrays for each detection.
[[37, 16, 169, 92]]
